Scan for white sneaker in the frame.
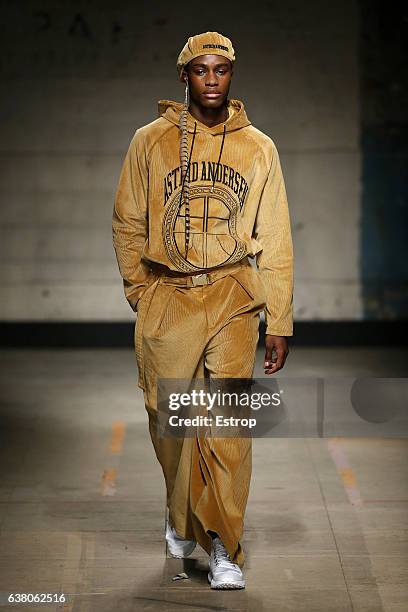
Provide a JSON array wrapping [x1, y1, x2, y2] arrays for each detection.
[[208, 536, 245, 589], [165, 520, 196, 558]]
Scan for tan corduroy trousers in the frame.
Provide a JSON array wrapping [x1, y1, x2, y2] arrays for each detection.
[[134, 257, 267, 567]]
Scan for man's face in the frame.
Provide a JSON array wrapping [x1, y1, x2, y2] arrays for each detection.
[[180, 54, 233, 109]]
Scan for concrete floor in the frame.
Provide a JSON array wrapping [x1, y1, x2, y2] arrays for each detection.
[[0, 347, 407, 611]]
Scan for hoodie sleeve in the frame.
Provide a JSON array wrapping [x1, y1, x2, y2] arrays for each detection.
[[253, 141, 294, 336], [112, 129, 152, 312]]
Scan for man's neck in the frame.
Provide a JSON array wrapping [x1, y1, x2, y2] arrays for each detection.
[[188, 101, 228, 128]]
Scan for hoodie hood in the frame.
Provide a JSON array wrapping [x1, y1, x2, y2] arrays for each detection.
[[158, 98, 251, 135]]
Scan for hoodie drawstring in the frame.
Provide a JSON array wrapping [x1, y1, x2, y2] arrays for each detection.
[[211, 124, 226, 193]]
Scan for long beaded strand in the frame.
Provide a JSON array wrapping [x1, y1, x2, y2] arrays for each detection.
[[179, 79, 191, 258]]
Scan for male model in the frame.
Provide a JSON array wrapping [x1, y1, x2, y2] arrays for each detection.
[[112, 31, 294, 589]]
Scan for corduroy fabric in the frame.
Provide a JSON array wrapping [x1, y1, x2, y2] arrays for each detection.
[[112, 98, 294, 336], [136, 258, 267, 567], [176, 31, 235, 76]]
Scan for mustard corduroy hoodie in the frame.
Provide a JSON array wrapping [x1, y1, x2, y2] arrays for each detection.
[[112, 97, 294, 336]]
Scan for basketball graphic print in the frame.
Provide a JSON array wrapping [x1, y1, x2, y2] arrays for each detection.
[[163, 185, 248, 272]]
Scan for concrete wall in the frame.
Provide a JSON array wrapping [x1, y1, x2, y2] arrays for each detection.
[[359, 1, 408, 319], [1, 0, 362, 321]]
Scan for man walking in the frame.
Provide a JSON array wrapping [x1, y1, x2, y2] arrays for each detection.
[[112, 31, 294, 589]]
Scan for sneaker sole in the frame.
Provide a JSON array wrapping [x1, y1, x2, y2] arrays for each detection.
[[166, 542, 197, 559], [207, 570, 245, 589], [167, 551, 193, 559]]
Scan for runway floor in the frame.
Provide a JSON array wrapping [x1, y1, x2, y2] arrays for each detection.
[[0, 347, 407, 611]]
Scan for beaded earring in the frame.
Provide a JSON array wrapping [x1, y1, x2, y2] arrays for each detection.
[[184, 76, 189, 108]]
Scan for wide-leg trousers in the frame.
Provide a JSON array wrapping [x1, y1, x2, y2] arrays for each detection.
[[134, 257, 267, 567]]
